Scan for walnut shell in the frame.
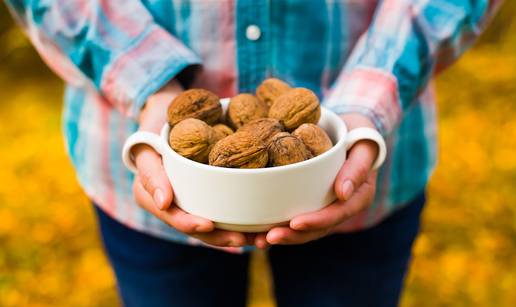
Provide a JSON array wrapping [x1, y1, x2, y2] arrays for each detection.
[[267, 132, 313, 167], [212, 124, 234, 141], [227, 94, 268, 129], [292, 123, 333, 156], [256, 78, 291, 108], [237, 118, 284, 146], [169, 118, 217, 163], [209, 132, 268, 168], [268, 88, 321, 131], [167, 89, 222, 126]]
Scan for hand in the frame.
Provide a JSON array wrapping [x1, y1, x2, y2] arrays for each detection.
[[254, 113, 379, 248], [132, 80, 248, 247]]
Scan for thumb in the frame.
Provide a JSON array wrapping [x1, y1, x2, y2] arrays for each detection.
[[134, 144, 174, 210], [334, 140, 378, 201]]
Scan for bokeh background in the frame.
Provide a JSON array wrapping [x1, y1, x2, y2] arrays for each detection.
[[1, 2, 515, 306]]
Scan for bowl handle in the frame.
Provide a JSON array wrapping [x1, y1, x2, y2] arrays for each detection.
[[344, 128, 387, 170], [121, 131, 168, 174]]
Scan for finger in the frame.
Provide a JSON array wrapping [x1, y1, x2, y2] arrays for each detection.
[[134, 177, 213, 233], [291, 172, 377, 231], [266, 227, 330, 245], [334, 141, 377, 201], [192, 230, 248, 247], [165, 206, 214, 233], [254, 233, 270, 249], [134, 145, 173, 210]]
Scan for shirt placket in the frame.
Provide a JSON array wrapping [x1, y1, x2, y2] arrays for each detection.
[[236, 0, 270, 93]]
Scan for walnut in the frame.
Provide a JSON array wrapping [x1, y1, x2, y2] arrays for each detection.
[[268, 88, 321, 131], [209, 132, 268, 168], [227, 94, 268, 129], [256, 78, 291, 108], [267, 132, 313, 167], [168, 118, 217, 163], [167, 89, 222, 126], [212, 124, 234, 141], [292, 123, 333, 156], [238, 118, 284, 146]]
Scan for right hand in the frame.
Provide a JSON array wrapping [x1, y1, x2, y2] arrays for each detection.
[[132, 80, 248, 247]]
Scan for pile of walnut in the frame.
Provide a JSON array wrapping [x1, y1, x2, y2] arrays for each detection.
[[167, 78, 333, 168]]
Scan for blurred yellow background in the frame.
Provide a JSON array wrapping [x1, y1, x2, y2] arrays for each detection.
[[1, 3, 515, 307]]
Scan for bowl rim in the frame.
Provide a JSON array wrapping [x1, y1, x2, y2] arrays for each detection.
[[161, 105, 348, 175]]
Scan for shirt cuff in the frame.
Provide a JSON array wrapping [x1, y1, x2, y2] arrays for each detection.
[[323, 67, 401, 136], [101, 24, 202, 119]]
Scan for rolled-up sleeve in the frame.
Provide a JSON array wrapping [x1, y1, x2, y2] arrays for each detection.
[[323, 0, 503, 136], [5, 0, 202, 118]]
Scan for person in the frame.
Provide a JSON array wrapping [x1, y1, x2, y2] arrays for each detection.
[[5, 0, 501, 306]]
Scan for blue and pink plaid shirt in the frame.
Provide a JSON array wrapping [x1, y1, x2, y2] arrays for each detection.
[[6, 0, 500, 249]]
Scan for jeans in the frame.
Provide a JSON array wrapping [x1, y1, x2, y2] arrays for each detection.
[[95, 193, 425, 307]]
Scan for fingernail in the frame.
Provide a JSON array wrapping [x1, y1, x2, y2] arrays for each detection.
[[291, 221, 306, 230], [228, 239, 242, 247], [194, 223, 210, 232], [341, 180, 354, 200], [267, 233, 281, 244], [153, 189, 165, 210]]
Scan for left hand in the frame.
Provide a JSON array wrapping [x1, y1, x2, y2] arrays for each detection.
[[253, 113, 380, 248]]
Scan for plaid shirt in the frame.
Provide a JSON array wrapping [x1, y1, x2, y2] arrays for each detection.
[[6, 0, 501, 249]]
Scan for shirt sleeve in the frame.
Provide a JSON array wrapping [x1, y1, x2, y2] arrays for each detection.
[[323, 0, 503, 136], [4, 0, 202, 119]]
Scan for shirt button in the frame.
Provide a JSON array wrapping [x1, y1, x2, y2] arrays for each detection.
[[246, 25, 261, 41]]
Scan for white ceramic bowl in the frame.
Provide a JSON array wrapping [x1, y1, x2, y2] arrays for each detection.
[[122, 99, 386, 232]]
